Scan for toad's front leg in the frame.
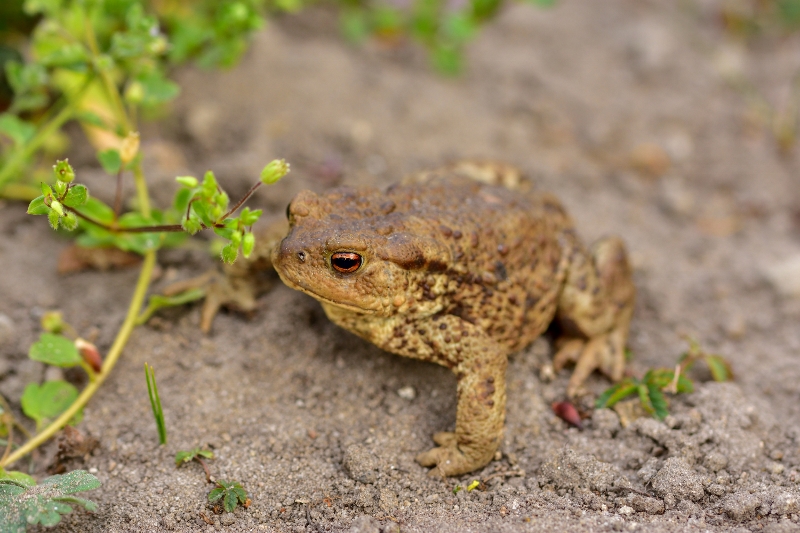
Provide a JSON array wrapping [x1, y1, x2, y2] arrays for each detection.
[[408, 317, 508, 477]]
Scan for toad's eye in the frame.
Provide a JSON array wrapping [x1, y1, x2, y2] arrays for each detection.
[[331, 252, 362, 274]]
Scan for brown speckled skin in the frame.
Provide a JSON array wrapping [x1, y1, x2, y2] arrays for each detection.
[[270, 162, 635, 476]]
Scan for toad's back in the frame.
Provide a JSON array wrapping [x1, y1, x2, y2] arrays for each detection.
[[380, 171, 575, 352]]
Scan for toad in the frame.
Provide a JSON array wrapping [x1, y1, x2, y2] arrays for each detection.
[[192, 162, 635, 476]]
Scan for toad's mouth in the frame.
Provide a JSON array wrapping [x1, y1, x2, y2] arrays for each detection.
[[275, 271, 377, 314]]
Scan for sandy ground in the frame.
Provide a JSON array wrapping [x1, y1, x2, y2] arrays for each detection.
[[2, 1, 800, 531]]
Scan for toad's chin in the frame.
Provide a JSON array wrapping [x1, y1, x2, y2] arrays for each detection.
[[274, 270, 376, 314]]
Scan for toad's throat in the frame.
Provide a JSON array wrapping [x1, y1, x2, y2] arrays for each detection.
[[276, 271, 377, 314]]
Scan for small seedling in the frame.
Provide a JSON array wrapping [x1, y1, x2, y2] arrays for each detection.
[[176, 448, 214, 484], [144, 363, 166, 445], [208, 479, 249, 513], [596, 338, 734, 420], [0, 469, 100, 532], [452, 484, 461, 494], [596, 368, 694, 420], [676, 336, 734, 384], [466, 480, 480, 492]]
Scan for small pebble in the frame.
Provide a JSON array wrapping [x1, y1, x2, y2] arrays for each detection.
[[397, 386, 416, 400], [764, 254, 800, 298]]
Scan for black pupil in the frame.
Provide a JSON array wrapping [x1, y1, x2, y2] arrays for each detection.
[[333, 255, 360, 271]]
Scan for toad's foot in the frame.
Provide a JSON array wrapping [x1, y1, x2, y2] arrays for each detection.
[[553, 326, 628, 397], [416, 432, 485, 477]]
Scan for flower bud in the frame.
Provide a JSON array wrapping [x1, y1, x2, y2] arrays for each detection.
[[53, 160, 75, 183], [75, 338, 103, 373], [260, 159, 290, 184]]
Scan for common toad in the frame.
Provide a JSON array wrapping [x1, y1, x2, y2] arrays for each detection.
[[196, 162, 635, 476]]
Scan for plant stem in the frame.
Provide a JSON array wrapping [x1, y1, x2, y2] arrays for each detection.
[[83, 9, 131, 135], [220, 181, 262, 220], [0, 250, 157, 469], [0, 76, 94, 190], [196, 457, 212, 483]]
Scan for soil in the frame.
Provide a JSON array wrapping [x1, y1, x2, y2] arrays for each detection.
[[2, 1, 800, 532]]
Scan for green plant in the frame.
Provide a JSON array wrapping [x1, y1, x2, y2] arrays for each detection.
[[677, 336, 734, 383], [596, 368, 693, 420], [208, 479, 249, 513], [0, 0, 558, 201], [340, 0, 556, 74], [0, 470, 100, 532], [0, 0, 291, 475], [176, 448, 214, 483], [596, 339, 733, 420], [144, 363, 166, 445]]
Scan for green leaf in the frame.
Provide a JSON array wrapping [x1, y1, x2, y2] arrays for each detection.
[[239, 207, 262, 226], [175, 176, 198, 188], [145, 363, 167, 445], [647, 383, 669, 420], [175, 450, 193, 465], [78, 197, 115, 224], [29, 333, 82, 367], [232, 487, 247, 503], [675, 373, 694, 394], [137, 289, 206, 326], [191, 201, 215, 226], [20, 381, 81, 429], [4, 60, 48, 95], [38, 43, 90, 69], [173, 187, 192, 213], [27, 196, 49, 215], [643, 368, 675, 389], [224, 489, 237, 512], [41, 470, 101, 494], [63, 184, 89, 207], [208, 487, 224, 502], [0, 113, 36, 145], [705, 355, 733, 382], [137, 72, 180, 107], [595, 380, 638, 409], [637, 383, 654, 415], [64, 185, 89, 207], [0, 471, 35, 488], [23, 0, 64, 17], [97, 149, 122, 175], [0, 470, 100, 530]]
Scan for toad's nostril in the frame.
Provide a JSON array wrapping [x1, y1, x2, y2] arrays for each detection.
[[297, 251, 306, 262]]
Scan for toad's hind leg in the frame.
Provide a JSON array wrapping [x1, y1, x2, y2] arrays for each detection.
[[553, 236, 635, 397]]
